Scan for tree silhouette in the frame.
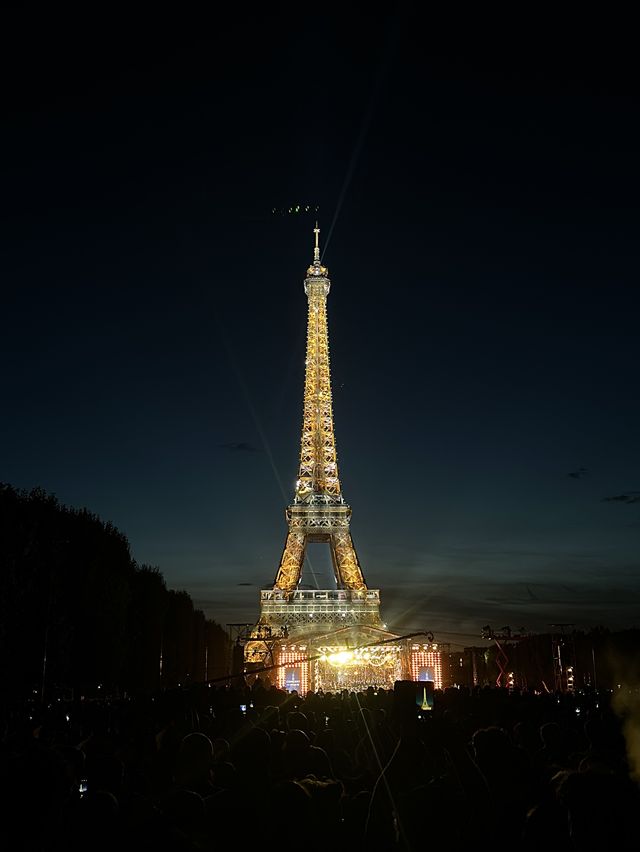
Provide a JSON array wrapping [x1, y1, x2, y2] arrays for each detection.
[[0, 482, 230, 698]]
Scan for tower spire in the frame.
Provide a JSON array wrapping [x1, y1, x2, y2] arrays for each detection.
[[308, 222, 328, 277]]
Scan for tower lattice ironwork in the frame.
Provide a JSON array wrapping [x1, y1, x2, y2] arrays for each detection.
[[274, 225, 368, 596], [247, 227, 382, 649]]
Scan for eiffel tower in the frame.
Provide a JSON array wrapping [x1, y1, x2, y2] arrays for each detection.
[[274, 226, 375, 596], [244, 228, 403, 692]]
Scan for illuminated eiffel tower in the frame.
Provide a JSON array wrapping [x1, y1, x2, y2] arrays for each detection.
[[244, 228, 405, 692], [274, 226, 376, 599]]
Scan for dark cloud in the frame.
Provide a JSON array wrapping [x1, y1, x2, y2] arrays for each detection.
[[236, 582, 253, 586], [603, 493, 640, 504], [568, 467, 588, 479], [219, 442, 259, 453]]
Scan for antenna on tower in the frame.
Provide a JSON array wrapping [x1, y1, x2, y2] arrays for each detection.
[[313, 222, 321, 263]]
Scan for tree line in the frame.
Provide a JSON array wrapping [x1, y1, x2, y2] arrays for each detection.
[[0, 483, 230, 700]]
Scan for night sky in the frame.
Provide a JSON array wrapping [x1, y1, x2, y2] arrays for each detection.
[[2, 7, 639, 647]]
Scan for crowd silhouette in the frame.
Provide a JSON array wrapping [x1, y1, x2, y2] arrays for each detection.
[[1, 680, 638, 851]]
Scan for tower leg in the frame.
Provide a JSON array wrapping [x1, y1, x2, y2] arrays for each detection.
[[273, 531, 306, 593], [331, 531, 366, 590]]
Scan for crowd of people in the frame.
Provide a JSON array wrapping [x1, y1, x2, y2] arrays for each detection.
[[1, 680, 638, 851]]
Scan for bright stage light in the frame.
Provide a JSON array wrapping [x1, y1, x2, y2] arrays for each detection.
[[328, 650, 354, 667]]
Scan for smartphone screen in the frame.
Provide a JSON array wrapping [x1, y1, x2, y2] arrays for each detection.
[[415, 681, 434, 712], [394, 680, 434, 716]]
